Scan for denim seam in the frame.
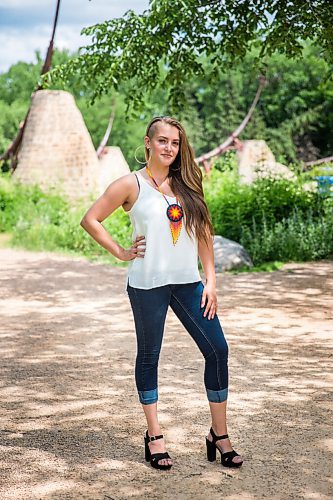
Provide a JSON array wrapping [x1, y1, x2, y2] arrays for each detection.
[[132, 286, 148, 396], [171, 293, 223, 390]]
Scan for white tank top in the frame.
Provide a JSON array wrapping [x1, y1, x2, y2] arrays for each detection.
[[124, 171, 201, 290]]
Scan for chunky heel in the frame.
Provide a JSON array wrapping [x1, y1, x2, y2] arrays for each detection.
[[144, 438, 151, 462], [206, 427, 243, 468], [144, 430, 173, 470], [206, 436, 217, 461]]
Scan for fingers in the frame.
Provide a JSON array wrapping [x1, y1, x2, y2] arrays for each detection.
[[201, 292, 218, 320], [204, 301, 217, 320], [132, 235, 146, 258], [207, 302, 217, 320], [201, 291, 206, 309]]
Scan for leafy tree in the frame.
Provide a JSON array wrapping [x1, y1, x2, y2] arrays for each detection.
[[1, 43, 332, 168], [44, 0, 333, 118], [174, 42, 333, 163], [0, 58, 41, 105]]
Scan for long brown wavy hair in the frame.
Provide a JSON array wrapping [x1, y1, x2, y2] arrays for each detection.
[[144, 116, 214, 247]]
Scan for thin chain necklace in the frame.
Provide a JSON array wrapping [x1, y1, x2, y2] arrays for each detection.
[[146, 165, 183, 245]]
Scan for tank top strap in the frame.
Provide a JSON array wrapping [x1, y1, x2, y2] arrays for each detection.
[[134, 172, 140, 190], [135, 170, 177, 201], [134, 170, 158, 198], [134, 171, 149, 191]]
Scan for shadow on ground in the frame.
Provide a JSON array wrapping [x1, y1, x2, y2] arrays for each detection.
[[0, 248, 332, 499]]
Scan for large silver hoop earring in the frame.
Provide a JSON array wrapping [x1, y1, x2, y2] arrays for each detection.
[[134, 145, 148, 164]]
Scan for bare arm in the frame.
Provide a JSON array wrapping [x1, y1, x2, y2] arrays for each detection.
[[198, 233, 217, 320], [198, 234, 216, 286], [80, 174, 145, 261]]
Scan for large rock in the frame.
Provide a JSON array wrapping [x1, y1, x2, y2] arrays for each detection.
[[237, 140, 296, 184], [213, 235, 253, 272]]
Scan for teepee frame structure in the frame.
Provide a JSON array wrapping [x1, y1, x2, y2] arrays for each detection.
[[195, 75, 267, 172], [0, 0, 61, 170]]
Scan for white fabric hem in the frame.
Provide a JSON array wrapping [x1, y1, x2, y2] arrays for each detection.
[[124, 272, 202, 291]]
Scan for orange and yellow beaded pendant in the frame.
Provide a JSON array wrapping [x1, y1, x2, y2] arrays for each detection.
[[146, 166, 183, 245], [166, 202, 183, 245]]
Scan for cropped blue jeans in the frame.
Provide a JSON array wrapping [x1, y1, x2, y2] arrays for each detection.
[[126, 279, 229, 405]]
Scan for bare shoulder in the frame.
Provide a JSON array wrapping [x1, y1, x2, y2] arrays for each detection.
[[105, 171, 140, 211], [103, 171, 137, 196], [121, 171, 140, 194], [80, 171, 141, 223]]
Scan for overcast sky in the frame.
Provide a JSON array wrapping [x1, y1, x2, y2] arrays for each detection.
[[0, 0, 149, 72]]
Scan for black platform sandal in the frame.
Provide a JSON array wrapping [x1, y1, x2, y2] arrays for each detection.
[[206, 426, 243, 468], [144, 430, 173, 470]]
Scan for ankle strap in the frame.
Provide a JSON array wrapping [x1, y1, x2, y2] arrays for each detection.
[[210, 426, 228, 442], [146, 431, 164, 442]]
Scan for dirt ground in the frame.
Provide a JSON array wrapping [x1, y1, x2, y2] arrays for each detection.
[[0, 247, 332, 500]]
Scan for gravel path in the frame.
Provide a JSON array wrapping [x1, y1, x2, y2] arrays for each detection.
[[0, 248, 332, 499]]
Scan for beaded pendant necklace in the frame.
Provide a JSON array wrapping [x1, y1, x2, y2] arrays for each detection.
[[146, 165, 183, 245]]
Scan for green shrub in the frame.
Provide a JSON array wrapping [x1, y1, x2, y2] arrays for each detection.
[[11, 205, 132, 266], [305, 162, 333, 177], [1, 169, 332, 268], [0, 173, 132, 266], [203, 167, 332, 264], [0, 172, 69, 232], [204, 167, 326, 242], [240, 205, 333, 264]]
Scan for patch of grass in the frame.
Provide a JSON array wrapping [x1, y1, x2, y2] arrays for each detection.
[[0, 231, 12, 248], [227, 261, 286, 274]]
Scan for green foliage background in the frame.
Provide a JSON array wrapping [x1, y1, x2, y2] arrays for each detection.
[[0, 43, 332, 169], [0, 43, 332, 269], [1, 164, 332, 268]]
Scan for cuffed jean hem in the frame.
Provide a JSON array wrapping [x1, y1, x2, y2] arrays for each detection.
[[206, 387, 228, 403], [138, 388, 158, 405]]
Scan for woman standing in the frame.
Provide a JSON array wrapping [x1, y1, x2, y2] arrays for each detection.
[[80, 116, 243, 471]]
